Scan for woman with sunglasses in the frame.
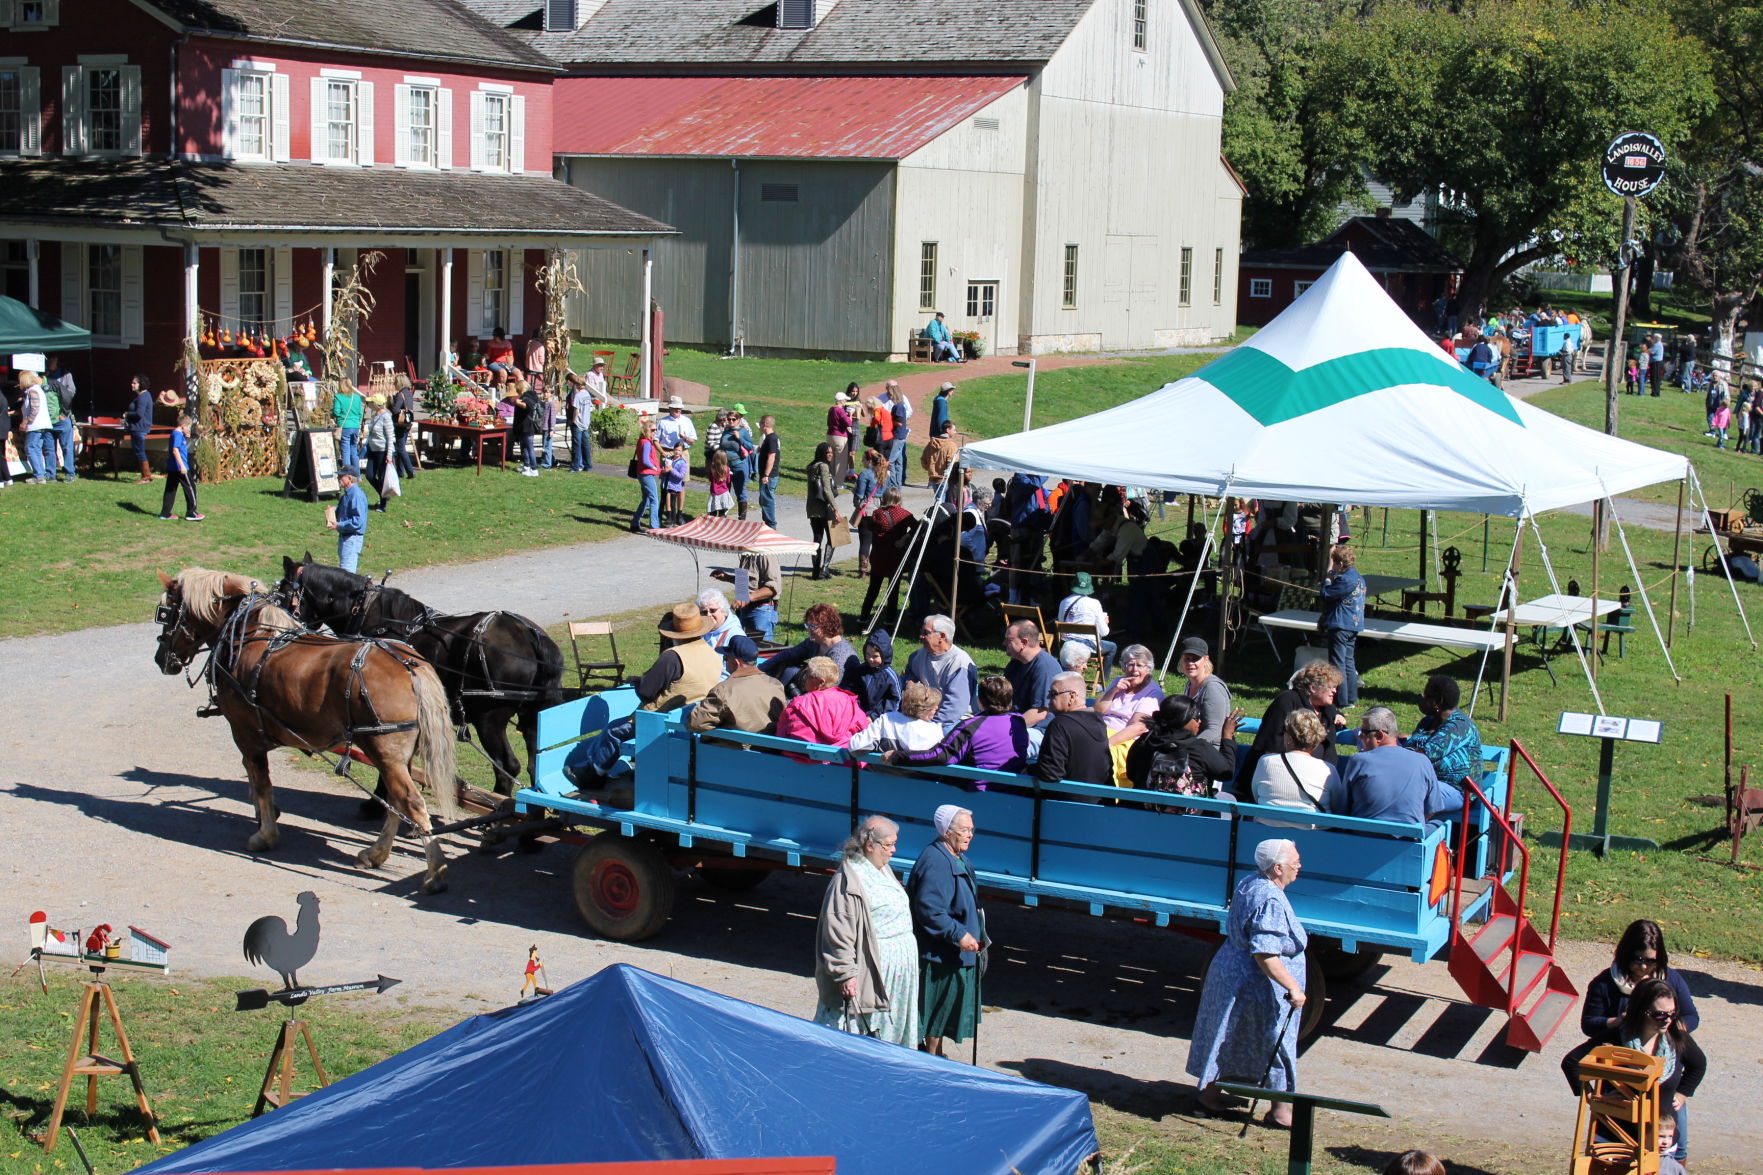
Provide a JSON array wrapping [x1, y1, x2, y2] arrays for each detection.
[[1581, 920, 1700, 1036], [1562, 976, 1705, 1163]]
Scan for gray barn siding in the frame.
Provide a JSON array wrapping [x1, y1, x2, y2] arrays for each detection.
[[568, 159, 734, 344], [566, 158, 893, 353], [736, 161, 893, 354]]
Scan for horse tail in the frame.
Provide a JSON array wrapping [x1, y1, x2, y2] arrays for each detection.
[[410, 660, 459, 825]]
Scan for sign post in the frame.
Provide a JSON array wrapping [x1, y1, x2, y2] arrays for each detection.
[[1599, 132, 1667, 439], [1545, 711, 1663, 856]]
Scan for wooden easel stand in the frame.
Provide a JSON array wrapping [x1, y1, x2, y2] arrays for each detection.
[[254, 1019, 330, 1117], [44, 978, 160, 1152]]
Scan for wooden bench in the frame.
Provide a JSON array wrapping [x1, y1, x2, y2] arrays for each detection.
[[908, 332, 935, 363]]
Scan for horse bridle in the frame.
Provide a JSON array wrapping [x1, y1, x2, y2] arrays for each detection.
[[154, 592, 197, 674]]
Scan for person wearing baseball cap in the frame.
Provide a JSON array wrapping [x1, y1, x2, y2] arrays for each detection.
[[1176, 635, 1235, 743], [688, 634, 787, 734], [930, 380, 956, 439]]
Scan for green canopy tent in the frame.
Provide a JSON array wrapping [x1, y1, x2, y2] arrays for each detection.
[[0, 294, 91, 352]]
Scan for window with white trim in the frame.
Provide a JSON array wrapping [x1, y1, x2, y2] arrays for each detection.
[[395, 80, 451, 169], [310, 73, 373, 165], [0, 66, 42, 155], [1249, 278, 1272, 298], [918, 242, 937, 312], [238, 248, 268, 330], [408, 85, 435, 165], [324, 80, 355, 162], [9, 1, 59, 30], [62, 62, 141, 157], [237, 71, 268, 158], [1214, 247, 1224, 305], [1179, 246, 1193, 307], [1293, 280, 1314, 298], [470, 86, 524, 173], [1062, 244, 1079, 309], [88, 244, 122, 341], [1132, 0, 1147, 50], [221, 64, 287, 161], [481, 249, 506, 334]]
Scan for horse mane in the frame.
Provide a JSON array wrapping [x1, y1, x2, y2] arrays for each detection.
[[176, 567, 298, 630]]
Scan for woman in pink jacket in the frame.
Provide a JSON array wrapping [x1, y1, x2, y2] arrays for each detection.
[[776, 656, 870, 762]]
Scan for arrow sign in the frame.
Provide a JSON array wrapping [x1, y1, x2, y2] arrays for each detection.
[[235, 975, 401, 1012]]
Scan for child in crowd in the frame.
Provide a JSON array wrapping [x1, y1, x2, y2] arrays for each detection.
[[1625, 355, 1640, 397], [159, 413, 203, 521], [496, 387, 519, 429], [1711, 390, 1732, 449], [664, 446, 689, 525], [537, 385, 558, 469], [843, 630, 902, 719], [706, 449, 734, 517]]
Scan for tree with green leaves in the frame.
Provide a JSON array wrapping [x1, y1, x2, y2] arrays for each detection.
[[1316, 0, 1710, 317]]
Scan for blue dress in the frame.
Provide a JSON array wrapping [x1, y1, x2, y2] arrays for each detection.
[[1185, 874, 1308, 1092]]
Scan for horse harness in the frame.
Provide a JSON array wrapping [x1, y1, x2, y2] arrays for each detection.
[[344, 583, 553, 704]]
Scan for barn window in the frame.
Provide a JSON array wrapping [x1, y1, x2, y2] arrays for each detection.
[[919, 242, 938, 312], [1179, 246, 1193, 307], [1132, 0, 1147, 50], [972, 116, 1000, 131], [1213, 247, 1224, 305], [1062, 245, 1079, 308], [1249, 278, 1271, 298], [761, 183, 799, 202], [1294, 280, 1314, 298]]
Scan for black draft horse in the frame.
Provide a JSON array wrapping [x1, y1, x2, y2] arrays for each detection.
[[282, 555, 564, 794]]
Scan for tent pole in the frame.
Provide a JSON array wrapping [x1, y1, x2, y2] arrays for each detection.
[[1419, 510, 1431, 590], [1667, 476, 1686, 647], [1159, 494, 1228, 682], [1381, 507, 1389, 548], [1469, 525, 1523, 720], [1482, 516, 1490, 573], [1589, 500, 1601, 685], [1604, 490, 1682, 682], [1498, 520, 1523, 722], [1689, 467, 1757, 648], [1528, 512, 1604, 714], [1215, 496, 1236, 669]]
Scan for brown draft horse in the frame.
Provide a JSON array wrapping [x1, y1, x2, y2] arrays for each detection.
[[154, 568, 459, 892]]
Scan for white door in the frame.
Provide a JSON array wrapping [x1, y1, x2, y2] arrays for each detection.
[[966, 280, 999, 356]]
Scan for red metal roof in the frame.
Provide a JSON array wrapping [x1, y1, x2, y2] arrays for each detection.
[[645, 516, 819, 556], [554, 75, 1026, 159]]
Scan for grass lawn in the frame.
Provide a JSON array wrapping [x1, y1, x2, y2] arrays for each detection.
[[0, 970, 1517, 1175]]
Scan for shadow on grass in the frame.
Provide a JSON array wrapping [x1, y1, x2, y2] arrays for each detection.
[[1327, 1144, 1508, 1175], [117, 499, 159, 515]]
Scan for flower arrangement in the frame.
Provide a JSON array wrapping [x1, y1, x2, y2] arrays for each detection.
[[952, 329, 985, 358], [592, 404, 636, 449]]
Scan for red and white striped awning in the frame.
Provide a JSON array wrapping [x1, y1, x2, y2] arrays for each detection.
[[643, 516, 819, 556]]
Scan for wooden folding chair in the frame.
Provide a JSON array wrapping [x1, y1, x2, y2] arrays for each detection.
[[568, 622, 625, 693], [1049, 621, 1105, 689], [1000, 602, 1047, 638], [1569, 1044, 1664, 1175], [610, 352, 641, 396]]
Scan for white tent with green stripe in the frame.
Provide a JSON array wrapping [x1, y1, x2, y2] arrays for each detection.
[[962, 252, 1687, 518]]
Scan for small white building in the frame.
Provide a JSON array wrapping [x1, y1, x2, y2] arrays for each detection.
[[467, 0, 1243, 357]]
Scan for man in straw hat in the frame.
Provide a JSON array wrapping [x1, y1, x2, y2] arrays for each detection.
[[566, 601, 724, 796], [656, 395, 696, 452]]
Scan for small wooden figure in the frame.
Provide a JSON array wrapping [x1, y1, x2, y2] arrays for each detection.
[[520, 945, 552, 999]]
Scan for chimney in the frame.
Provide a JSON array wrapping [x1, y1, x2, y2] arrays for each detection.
[[1375, 206, 1393, 218]]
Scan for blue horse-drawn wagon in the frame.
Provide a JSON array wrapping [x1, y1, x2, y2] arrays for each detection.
[[507, 689, 1577, 1050]]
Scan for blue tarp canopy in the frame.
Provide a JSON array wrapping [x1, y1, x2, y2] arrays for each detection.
[[132, 964, 1098, 1175]]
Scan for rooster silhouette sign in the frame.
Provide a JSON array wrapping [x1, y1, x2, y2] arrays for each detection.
[[244, 892, 321, 990]]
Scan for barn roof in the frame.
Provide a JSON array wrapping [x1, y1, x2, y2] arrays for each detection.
[[1241, 216, 1464, 274], [137, 0, 556, 71], [555, 74, 1026, 159]]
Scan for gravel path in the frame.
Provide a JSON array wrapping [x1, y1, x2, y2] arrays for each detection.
[[3, 344, 1755, 1170]]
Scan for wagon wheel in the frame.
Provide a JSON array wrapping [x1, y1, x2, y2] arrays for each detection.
[[1314, 940, 1386, 983], [1440, 546, 1463, 575], [572, 834, 675, 942], [1198, 940, 1330, 1043], [1700, 544, 1729, 576], [1744, 487, 1763, 526]]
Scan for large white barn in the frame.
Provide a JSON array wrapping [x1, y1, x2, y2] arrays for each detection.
[[465, 0, 1243, 358]]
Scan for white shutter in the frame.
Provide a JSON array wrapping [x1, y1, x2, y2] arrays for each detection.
[[355, 79, 373, 165], [121, 245, 144, 345], [469, 90, 486, 171], [119, 64, 142, 155], [509, 93, 525, 174], [507, 251, 524, 333], [220, 67, 239, 157], [0, 2, 17, 26], [19, 66, 40, 156], [310, 76, 326, 162], [219, 247, 240, 331], [61, 66, 84, 155], [273, 246, 293, 334], [393, 84, 410, 166], [271, 72, 290, 161], [41, 0, 58, 22], [466, 249, 484, 335], [60, 242, 83, 326], [436, 87, 452, 170]]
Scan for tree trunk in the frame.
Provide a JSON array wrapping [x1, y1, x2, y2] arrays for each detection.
[[1712, 291, 1748, 371]]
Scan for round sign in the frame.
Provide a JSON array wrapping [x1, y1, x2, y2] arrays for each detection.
[[1602, 132, 1666, 199]]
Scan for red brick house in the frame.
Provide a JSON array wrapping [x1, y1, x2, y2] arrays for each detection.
[[0, 0, 671, 411], [1237, 215, 1462, 331]]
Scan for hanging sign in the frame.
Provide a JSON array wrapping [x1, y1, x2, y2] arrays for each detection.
[[1601, 132, 1666, 199]]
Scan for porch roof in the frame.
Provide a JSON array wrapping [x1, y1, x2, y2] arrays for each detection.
[[0, 159, 674, 242]]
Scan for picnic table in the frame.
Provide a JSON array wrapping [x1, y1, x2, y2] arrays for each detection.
[[1361, 574, 1423, 601]]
